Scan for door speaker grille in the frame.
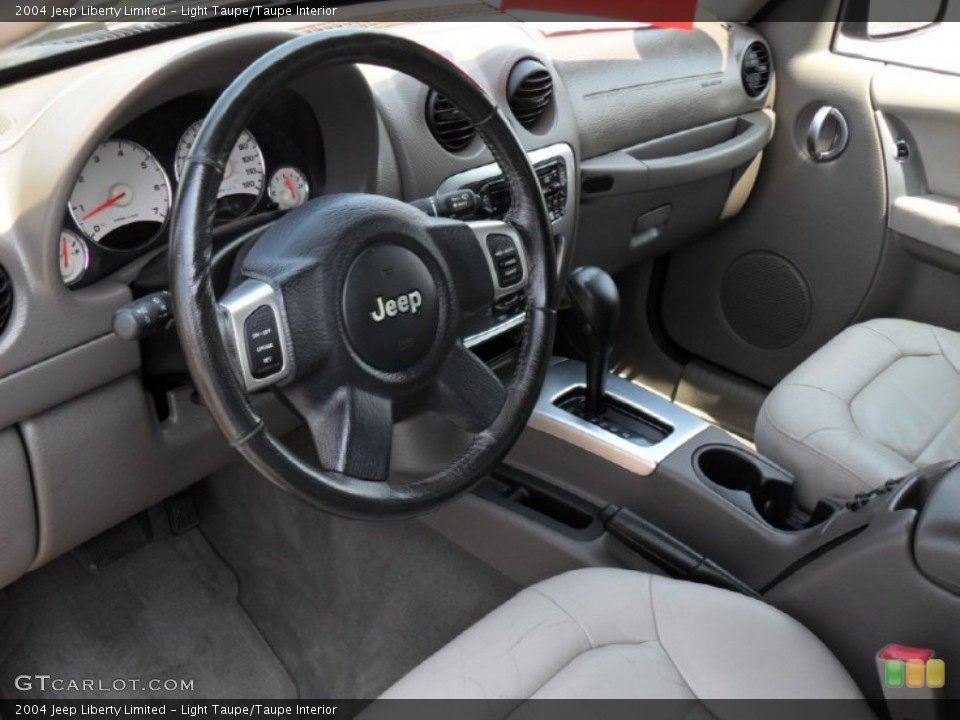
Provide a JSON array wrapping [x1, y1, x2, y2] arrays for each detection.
[[720, 252, 810, 350]]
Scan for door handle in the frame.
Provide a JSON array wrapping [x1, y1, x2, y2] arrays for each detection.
[[807, 106, 849, 162]]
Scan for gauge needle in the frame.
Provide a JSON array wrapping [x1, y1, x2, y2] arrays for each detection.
[[81, 191, 127, 221], [285, 175, 297, 199], [62, 238, 68, 267]]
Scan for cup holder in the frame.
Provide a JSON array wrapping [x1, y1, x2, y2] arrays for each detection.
[[695, 446, 796, 530]]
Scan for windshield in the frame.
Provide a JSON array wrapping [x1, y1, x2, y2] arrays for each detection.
[[0, 1, 359, 73], [0, 0, 697, 75]]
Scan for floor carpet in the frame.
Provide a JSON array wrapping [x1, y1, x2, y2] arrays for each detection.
[[0, 518, 296, 700], [197, 434, 520, 698], [0, 430, 519, 700]]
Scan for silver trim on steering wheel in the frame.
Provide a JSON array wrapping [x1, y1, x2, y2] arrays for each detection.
[[467, 220, 529, 301], [219, 279, 292, 393]]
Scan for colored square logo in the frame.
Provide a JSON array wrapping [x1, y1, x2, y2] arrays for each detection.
[[885, 659, 904, 688], [906, 659, 925, 689], [927, 659, 946, 689]]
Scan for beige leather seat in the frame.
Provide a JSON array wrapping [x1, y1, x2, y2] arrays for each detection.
[[380, 568, 867, 704], [757, 319, 960, 510]]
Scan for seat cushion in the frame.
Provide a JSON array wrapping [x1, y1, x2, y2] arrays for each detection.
[[379, 568, 865, 702], [756, 319, 960, 510]]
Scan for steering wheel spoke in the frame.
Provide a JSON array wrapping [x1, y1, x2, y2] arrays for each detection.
[[218, 279, 292, 393], [429, 342, 507, 433], [285, 378, 394, 482], [171, 29, 557, 518], [464, 220, 530, 303]]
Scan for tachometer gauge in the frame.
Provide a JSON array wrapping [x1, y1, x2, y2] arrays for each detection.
[[68, 140, 171, 251], [59, 229, 88, 286], [267, 167, 309, 211], [175, 120, 265, 220]]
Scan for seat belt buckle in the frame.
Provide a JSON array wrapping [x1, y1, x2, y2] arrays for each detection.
[[876, 645, 946, 720]]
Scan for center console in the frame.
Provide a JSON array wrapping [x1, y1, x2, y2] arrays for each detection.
[[499, 353, 960, 698], [470, 266, 960, 699], [418, 143, 960, 698]]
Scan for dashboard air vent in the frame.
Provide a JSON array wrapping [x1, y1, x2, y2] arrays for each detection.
[[426, 90, 476, 152], [507, 59, 554, 129], [0, 264, 12, 337], [742, 42, 772, 98]]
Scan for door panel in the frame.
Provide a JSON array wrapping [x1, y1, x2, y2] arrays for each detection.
[[660, 10, 889, 387], [876, 66, 960, 260], [851, 61, 960, 329]]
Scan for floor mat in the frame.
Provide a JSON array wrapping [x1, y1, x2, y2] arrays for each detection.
[[198, 434, 520, 699], [0, 519, 296, 700]]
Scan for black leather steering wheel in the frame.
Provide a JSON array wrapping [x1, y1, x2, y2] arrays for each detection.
[[171, 29, 557, 520]]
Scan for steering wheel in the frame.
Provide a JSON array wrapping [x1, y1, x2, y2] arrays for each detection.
[[170, 29, 557, 520]]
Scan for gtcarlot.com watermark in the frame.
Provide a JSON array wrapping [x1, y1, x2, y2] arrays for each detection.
[[14, 675, 195, 694]]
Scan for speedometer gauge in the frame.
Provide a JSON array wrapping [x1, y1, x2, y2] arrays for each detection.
[[175, 120, 265, 220], [67, 140, 171, 251]]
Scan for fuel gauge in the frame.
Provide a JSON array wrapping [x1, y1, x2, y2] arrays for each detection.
[[59, 229, 89, 286], [268, 167, 309, 211]]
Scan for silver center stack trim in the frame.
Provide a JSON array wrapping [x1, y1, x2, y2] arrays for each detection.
[[436, 142, 576, 221], [439, 143, 577, 350], [464, 314, 525, 350], [528, 359, 710, 476]]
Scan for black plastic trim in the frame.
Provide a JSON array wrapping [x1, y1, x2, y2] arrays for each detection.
[[759, 525, 868, 593], [0, 22, 227, 88], [0, 263, 12, 337], [473, 465, 605, 541]]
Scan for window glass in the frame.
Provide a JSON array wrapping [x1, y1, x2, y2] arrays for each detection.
[[867, 0, 942, 37]]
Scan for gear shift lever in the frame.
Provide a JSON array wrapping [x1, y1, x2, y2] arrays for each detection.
[[566, 266, 621, 415]]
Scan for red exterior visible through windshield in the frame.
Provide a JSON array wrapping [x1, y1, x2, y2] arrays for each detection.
[[500, 0, 696, 28]]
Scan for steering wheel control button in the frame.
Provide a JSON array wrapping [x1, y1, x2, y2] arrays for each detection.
[[218, 280, 291, 392], [486, 233, 524, 289], [244, 306, 284, 380], [343, 244, 440, 373]]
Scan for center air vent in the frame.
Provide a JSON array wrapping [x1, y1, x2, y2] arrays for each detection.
[[0, 264, 12, 337], [742, 42, 772, 98], [426, 90, 476, 152], [507, 59, 554, 130]]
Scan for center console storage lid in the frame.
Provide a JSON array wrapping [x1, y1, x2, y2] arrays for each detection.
[[914, 466, 960, 595]]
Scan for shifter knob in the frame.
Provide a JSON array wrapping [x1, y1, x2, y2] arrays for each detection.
[[566, 267, 620, 415]]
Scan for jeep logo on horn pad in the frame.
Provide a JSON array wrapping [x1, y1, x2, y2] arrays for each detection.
[[370, 290, 423, 323], [342, 244, 440, 373]]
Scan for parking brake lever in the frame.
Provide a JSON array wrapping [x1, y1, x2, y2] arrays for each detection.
[[602, 505, 760, 598]]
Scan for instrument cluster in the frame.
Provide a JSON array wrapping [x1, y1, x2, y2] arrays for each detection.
[[59, 88, 324, 289]]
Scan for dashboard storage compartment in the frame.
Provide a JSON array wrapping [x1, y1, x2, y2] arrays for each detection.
[[695, 445, 795, 530], [576, 111, 774, 269]]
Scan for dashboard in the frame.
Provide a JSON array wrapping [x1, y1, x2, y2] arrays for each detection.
[[0, 18, 772, 587], [59, 88, 324, 288]]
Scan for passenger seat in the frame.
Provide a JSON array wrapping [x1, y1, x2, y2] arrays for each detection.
[[756, 318, 960, 510]]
